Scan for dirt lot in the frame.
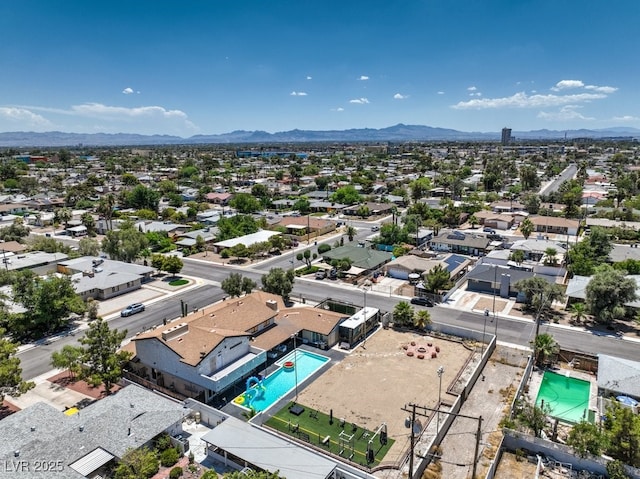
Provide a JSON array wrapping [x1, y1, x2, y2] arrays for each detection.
[[295, 328, 474, 464]]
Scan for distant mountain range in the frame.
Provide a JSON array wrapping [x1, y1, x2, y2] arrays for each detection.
[[1, 124, 639, 147]]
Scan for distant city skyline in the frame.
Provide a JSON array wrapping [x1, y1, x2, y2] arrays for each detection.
[[1, 1, 639, 136]]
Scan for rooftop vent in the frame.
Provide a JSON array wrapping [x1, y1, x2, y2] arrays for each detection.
[[265, 299, 278, 311]]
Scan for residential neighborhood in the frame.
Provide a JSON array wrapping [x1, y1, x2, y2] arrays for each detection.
[[1, 140, 640, 479]]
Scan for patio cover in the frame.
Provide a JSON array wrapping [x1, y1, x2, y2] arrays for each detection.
[[202, 418, 336, 479], [69, 447, 114, 476]]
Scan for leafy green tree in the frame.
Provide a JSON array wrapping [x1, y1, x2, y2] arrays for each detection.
[[603, 402, 640, 467], [163, 256, 183, 277], [78, 237, 101, 257], [509, 249, 525, 266], [158, 180, 178, 196], [331, 185, 361, 205], [532, 333, 558, 367], [146, 231, 175, 253], [606, 460, 631, 479], [221, 273, 257, 298], [215, 215, 263, 241], [613, 259, 640, 275], [356, 205, 370, 219], [378, 223, 409, 245], [296, 250, 312, 268], [121, 172, 140, 187], [151, 254, 165, 272], [514, 276, 564, 317], [317, 243, 331, 254], [230, 193, 261, 213], [27, 235, 73, 254], [113, 447, 159, 479], [0, 219, 31, 242], [11, 273, 86, 339], [78, 317, 130, 395], [519, 217, 534, 239], [222, 471, 283, 479], [517, 401, 551, 437], [261, 268, 295, 300], [102, 221, 149, 262], [81, 212, 96, 236], [410, 177, 432, 201], [227, 243, 249, 262], [293, 197, 311, 215], [567, 420, 604, 457], [0, 329, 34, 400], [393, 301, 414, 327], [423, 264, 452, 294], [51, 345, 84, 379], [125, 185, 160, 212], [586, 265, 637, 324]]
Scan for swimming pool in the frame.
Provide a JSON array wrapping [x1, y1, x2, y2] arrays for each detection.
[[536, 370, 591, 423], [233, 350, 329, 412]]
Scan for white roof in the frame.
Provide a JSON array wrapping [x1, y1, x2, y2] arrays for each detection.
[[202, 418, 336, 479], [214, 230, 280, 249], [340, 307, 378, 330]]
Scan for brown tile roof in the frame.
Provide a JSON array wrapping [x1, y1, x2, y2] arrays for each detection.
[[133, 292, 282, 366]]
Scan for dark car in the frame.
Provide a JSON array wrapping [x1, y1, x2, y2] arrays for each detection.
[[410, 297, 434, 307], [121, 303, 145, 317], [328, 268, 338, 280]]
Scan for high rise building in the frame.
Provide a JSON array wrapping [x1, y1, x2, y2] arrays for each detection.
[[501, 127, 512, 145]]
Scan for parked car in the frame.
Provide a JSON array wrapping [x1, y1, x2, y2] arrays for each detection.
[[315, 270, 326, 280], [328, 268, 338, 280], [410, 297, 434, 307], [371, 225, 380, 232], [482, 227, 496, 233], [121, 303, 145, 317]]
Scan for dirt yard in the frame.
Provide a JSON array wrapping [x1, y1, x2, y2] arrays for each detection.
[[295, 328, 474, 464]]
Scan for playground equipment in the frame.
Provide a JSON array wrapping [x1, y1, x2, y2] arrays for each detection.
[[239, 376, 266, 408]]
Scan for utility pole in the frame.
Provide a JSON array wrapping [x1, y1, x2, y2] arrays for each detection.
[[402, 403, 484, 479], [472, 416, 483, 479]]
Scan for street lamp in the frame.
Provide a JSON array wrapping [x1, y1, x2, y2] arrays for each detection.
[[362, 285, 370, 346], [492, 264, 498, 339], [292, 334, 298, 399], [436, 366, 445, 434]]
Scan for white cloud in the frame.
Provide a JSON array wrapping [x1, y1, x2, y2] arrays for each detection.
[[537, 105, 594, 121], [467, 86, 477, 91], [358, 75, 369, 81], [452, 91, 607, 110], [612, 115, 639, 122], [70, 103, 190, 120], [349, 98, 370, 104], [393, 93, 409, 100], [551, 80, 584, 91], [331, 107, 345, 112], [585, 85, 618, 94], [122, 87, 134, 95], [0, 107, 51, 127], [469, 92, 482, 97], [437, 91, 445, 95], [306, 76, 312, 80], [290, 91, 308, 96]]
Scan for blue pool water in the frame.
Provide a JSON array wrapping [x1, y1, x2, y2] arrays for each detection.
[[233, 350, 329, 412]]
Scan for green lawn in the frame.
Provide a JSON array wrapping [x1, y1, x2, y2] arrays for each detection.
[[265, 401, 394, 467], [168, 279, 189, 286]]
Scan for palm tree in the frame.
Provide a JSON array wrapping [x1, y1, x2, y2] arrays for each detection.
[[97, 194, 116, 231], [346, 226, 357, 242], [533, 333, 558, 367], [543, 247, 558, 266], [413, 310, 432, 330], [570, 302, 588, 324], [520, 217, 534, 240]]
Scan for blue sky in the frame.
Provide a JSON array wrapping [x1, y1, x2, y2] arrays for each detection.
[[1, 1, 639, 136]]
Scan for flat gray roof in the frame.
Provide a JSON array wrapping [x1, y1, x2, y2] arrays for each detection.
[[202, 418, 336, 479]]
